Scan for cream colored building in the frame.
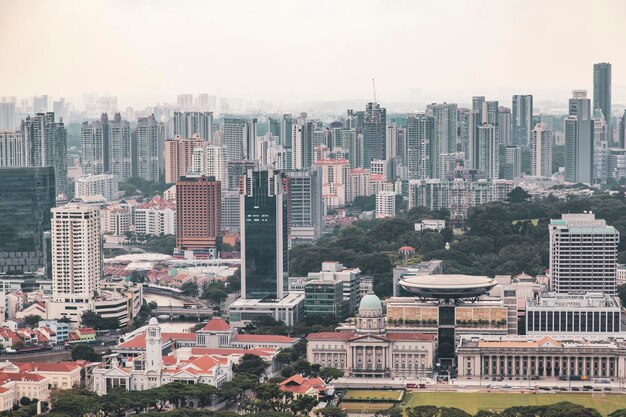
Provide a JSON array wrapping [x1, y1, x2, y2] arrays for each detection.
[[307, 292, 435, 378]]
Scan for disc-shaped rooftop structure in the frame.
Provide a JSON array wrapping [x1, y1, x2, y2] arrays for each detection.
[[398, 274, 498, 302]]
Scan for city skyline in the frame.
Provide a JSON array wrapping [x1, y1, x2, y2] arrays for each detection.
[[1, 0, 626, 108]]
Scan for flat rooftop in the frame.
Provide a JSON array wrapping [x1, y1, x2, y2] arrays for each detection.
[[527, 293, 620, 309]]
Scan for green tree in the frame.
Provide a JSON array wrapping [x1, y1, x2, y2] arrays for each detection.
[[317, 406, 348, 417], [180, 281, 199, 297], [71, 344, 99, 361], [234, 354, 268, 377], [23, 315, 42, 328], [318, 367, 343, 383], [507, 186, 531, 203]]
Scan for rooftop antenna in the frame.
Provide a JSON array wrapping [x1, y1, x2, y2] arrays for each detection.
[[372, 78, 377, 103]]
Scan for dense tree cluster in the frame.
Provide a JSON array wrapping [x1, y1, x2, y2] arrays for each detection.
[[80, 310, 120, 330], [406, 401, 606, 417], [290, 192, 626, 296]]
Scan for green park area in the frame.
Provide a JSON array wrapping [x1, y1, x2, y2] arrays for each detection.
[[341, 390, 404, 412], [403, 392, 626, 416]]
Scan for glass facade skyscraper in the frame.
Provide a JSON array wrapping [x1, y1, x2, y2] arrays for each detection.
[[240, 168, 288, 300], [0, 167, 56, 274]]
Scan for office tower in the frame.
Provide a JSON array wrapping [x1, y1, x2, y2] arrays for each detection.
[[172, 111, 213, 141], [0, 167, 55, 274], [608, 149, 626, 180], [244, 118, 257, 160], [280, 114, 293, 148], [406, 114, 434, 179], [51, 204, 101, 302], [135, 114, 160, 182], [191, 144, 227, 186], [375, 191, 396, 218], [467, 97, 486, 170], [385, 124, 398, 161], [223, 118, 246, 161], [284, 169, 323, 242], [498, 107, 512, 146], [292, 115, 313, 170], [32, 95, 48, 113], [81, 118, 106, 176], [22, 112, 67, 195], [512, 95, 533, 146], [164, 135, 205, 183], [485, 101, 499, 140], [477, 124, 498, 179], [221, 190, 240, 233], [593, 63, 612, 143], [549, 213, 618, 294], [175, 175, 221, 251], [269, 117, 281, 141], [503, 146, 521, 180], [108, 113, 132, 182], [619, 110, 626, 149], [593, 108, 608, 144], [362, 102, 386, 168], [565, 90, 594, 184], [531, 123, 553, 177], [75, 173, 118, 201], [240, 168, 288, 300], [177, 94, 193, 110], [427, 103, 458, 178], [0, 101, 16, 130], [0, 131, 27, 167], [227, 159, 258, 190]]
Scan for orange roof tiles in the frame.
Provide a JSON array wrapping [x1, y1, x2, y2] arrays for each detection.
[[200, 318, 231, 332], [232, 334, 296, 343]]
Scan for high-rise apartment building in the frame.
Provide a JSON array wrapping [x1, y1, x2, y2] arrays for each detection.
[[531, 123, 553, 177], [477, 124, 498, 179], [191, 144, 227, 186], [51, 204, 101, 302], [565, 90, 594, 184], [315, 158, 350, 209], [503, 146, 521, 180], [177, 94, 193, 110], [375, 190, 396, 218], [427, 102, 459, 179], [0, 131, 27, 167], [549, 213, 618, 295], [172, 111, 213, 141], [593, 63, 612, 143], [81, 118, 106, 176], [292, 115, 313, 170], [0, 167, 55, 274], [75, 173, 118, 201], [22, 112, 68, 195], [512, 95, 533, 146], [280, 114, 293, 148], [222, 118, 246, 161], [362, 102, 386, 169], [619, 110, 626, 149], [406, 114, 433, 179], [244, 118, 257, 160], [240, 169, 288, 300], [175, 175, 221, 251], [135, 114, 161, 182], [498, 107, 512, 146], [164, 135, 205, 184], [108, 113, 132, 182]]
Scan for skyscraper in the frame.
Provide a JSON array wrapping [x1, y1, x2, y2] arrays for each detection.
[[240, 169, 288, 300], [22, 112, 67, 195], [406, 114, 433, 179], [498, 107, 512, 146], [0, 131, 27, 167], [51, 204, 101, 302], [0, 101, 16, 130], [549, 213, 618, 294], [175, 174, 221, 252], [135, 114, 161, 182], [503, 146, 521, 180], [531, 123, 553, 177], [244, 118, 257, 160], [222, 118, 246, 161], [0, 167, 55, 274], [280, 114, 293, 148], [512, 95, 533, 146], [164, 135, 206, 183], [362, 102, 386, 168], [191, 144, 228, 186], [292, 115, 313, 170], [619, 110, 626, 149], [593, 63, 612, 143], [108, 113, 132, 182], [284, 169, 323, 243], [467, 97, 485, 170], [477, 124, 498, 179], [172, 111, 213, 141], [81, 118, 106, 176], [426, 103, 458, 179], [565, 90, 594, 184]]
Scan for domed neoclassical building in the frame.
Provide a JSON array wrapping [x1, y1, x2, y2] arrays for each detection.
[[307, 292, 435, 378]]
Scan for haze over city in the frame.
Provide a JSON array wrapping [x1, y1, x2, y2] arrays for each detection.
[[2, 0, 626, 108]]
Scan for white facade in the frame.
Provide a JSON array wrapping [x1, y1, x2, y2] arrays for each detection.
[[75, 174, 118, 201], [135, 206, 175, 236], [228, 293, 304, 327], [0, 131, 26, 167], [549, 213, 618, 294], [316, 158, 350, 209], [375, 191, 396, 218], [531, 123, 553, 177], [191, 144, 227, 186]]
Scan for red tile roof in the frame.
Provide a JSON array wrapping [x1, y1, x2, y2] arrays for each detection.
[[0, 372, 46, 382], [190, 347, 276, 358], [385, 333, 435, 341], [13, 362, 82, 373], [233, 334, 296, 343], [200, 318, 231, 332], [279, 374, 326, 395]]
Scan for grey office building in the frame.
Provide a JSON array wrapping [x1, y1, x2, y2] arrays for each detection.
[[512, 95, 533, 146], [362, 102, 386, 168], [593, 63, 612, 143], [565, 91, 594, 184]]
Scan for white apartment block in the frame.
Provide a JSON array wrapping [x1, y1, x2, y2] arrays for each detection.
[[315, 158, 350, 209], [191, 144, 227, 186], [549, 213, 619, 295], [75, 173, 118, 201], [100, 206, 132, 236], [376, 190, 396, 218], [531, 123, 553, 177], [0, 131, 26, 167], [134, 197, 175, 236]]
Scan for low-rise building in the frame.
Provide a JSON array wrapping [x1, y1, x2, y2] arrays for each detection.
[[75, 174, 118, 201], [414, 220, 446, 232], [304, 279, 350, 321], [134, 196, 176, 236], [228, 293, 304, 327]]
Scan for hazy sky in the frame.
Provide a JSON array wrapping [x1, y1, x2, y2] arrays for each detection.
[[2, 0, 626, 108]]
